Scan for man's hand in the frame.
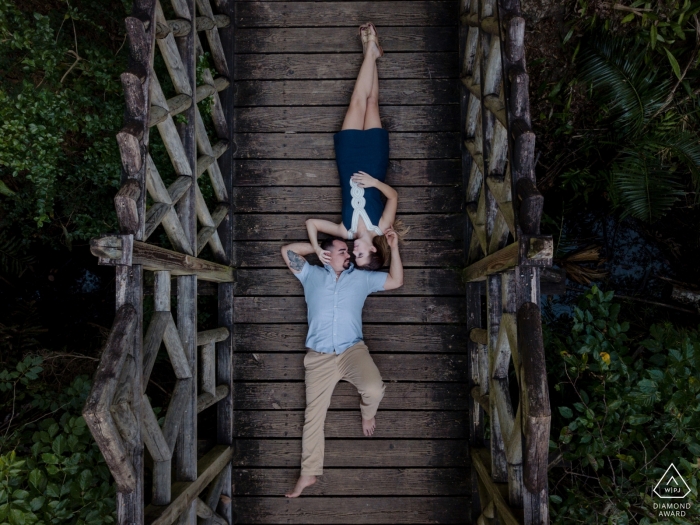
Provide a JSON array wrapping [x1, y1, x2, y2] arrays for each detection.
[[315, 247, 331, 265], [351, 171, 378, 188]]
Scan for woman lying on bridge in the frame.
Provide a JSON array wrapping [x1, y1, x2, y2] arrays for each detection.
[[306, 23, 407, 270]]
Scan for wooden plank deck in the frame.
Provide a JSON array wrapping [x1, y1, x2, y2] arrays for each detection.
[[231, 1, 468, 522]]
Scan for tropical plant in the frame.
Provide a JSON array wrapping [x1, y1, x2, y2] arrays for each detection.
[[546, 286, 700, 524], [574, 33, 700, 222]]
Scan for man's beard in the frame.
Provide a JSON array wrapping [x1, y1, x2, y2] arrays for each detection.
[[342, 259, 351, 269]]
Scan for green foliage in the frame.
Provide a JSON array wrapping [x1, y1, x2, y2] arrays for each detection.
[[572, 0, 700, 79], [547, 286, 700, 523], [557, 33, 700, 222], [578, 36, 670, 136], [0, 0, 128, 248], [0, 358, 116, 525]]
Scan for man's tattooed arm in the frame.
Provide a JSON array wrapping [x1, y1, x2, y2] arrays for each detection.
[[287, 250, 307, 272]]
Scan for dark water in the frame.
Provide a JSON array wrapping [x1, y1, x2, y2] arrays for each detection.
[[542, 212, 678, 320]]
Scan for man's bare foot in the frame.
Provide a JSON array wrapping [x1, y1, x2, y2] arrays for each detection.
[[362, 416, 376, 436], [285, 475, 316, 498]]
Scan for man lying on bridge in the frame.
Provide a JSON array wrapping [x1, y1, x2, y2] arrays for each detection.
[[280, 231, 404, 498]]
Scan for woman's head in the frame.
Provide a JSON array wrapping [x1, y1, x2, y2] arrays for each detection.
[[353, 236, 384, 271], [354, 219, 409, 271]]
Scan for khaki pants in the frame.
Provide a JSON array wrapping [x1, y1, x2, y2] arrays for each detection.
[[300, 341, 385, 476]]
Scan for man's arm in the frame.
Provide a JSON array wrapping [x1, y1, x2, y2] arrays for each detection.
[[382, 228, 404, 291], [281, 242, 315, 274]]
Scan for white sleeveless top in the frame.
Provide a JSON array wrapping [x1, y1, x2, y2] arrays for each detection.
[[347, 179, 384, 240]]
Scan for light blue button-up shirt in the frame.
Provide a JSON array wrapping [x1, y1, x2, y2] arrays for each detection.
[[294, 262, 388, 354]]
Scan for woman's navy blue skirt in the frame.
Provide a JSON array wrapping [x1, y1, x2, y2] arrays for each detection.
[[333, 128, 390, 231]]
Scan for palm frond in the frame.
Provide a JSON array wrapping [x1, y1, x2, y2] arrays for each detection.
[[0, 231, 34, 278], [650, 131, 700, 192], [578, 34, 671, 136], [611, 148, 685, 223]]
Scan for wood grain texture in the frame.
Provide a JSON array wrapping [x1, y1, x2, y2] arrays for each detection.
[[234, 382, 468, 410], [233, 159, 461, 187], [234, 53, 458, 80], [232, 353, 469, 381], [232, 186, 463, 214], [232, 240, 464, 268], [235, 2, 458, 28], [234, 79, 459, 106], [233, 410, 467, 438], [235, 26, 458, 53], [234, 105, 460, 132], [232, 213, 464, 240], [233, 268, 464, 296], [233, 323, 467, 353], [232, 439, 470, 467], [233, 468, 469, 496], [233, 132, 461, 159], [233, 497, 470, 524], [234, 296, 465, 323]]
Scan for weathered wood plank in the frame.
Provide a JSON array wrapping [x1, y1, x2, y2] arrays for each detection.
[[233, 411, 467, 438], [233, 268, 463, 296], [248, 496, 473, 525], [234, 106, 460, 132], [235, 26, 458, 53], [234, 296, 465, 323], [234, 132, 461, 160], [232, 214, 463, 241], [234, 79, 459, 106], [233, 324, 467, 353], [233, 187, 463, 214], [233, 353, 469, 381], [233, 468, 469, 496], [232, 439, 470, 467], [235, 2, 458, 28], [234, 382, 468, 410], [233, 159, 461, 187], [233, 496, 470, 524], [232, 240, 464, 268], [234, 53, 458, 80]]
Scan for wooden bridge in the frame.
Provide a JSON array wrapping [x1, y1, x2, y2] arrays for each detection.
[[86, 0, 551, 523]]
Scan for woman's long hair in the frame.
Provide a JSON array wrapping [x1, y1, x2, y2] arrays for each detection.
[[356, 219, 410, 271]]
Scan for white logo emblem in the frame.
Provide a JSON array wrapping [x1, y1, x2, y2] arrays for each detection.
[[653, 464, 691, 499]]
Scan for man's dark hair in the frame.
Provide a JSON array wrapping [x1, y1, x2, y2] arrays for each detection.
[[320, 237, 346, 251]]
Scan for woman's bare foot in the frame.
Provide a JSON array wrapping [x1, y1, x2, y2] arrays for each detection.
[[360, 24, 382, 59], [362, 416, 376, 436], [285, 475, 317, 498]]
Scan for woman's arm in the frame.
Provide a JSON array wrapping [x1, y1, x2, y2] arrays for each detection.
[[351, 171, 398, 231], [305, 219, 346, 264]]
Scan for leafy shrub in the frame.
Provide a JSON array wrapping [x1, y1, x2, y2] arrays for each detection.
[[0, 0, 128, 248], [547, 286, 700, 523], [0, 358, 115, 525]]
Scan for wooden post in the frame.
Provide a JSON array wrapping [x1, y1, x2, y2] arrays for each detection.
[[171, 1, 198, 523], [212, 1, 235, 522]]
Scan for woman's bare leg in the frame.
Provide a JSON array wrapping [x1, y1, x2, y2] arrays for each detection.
[[341, 34, 381, 130], [363, 62, 381, 130]]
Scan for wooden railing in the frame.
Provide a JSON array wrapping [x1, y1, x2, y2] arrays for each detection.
[[460, 0, 552, 522], [83, 1, 235, 523]]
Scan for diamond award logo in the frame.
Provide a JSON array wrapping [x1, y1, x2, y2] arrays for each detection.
[[653, 463, 691, 499]]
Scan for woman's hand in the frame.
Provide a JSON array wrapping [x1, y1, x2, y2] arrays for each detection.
[[315, 247, 332, 265], [385, 227, 399, 250], [351, 171, 378, 188]]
